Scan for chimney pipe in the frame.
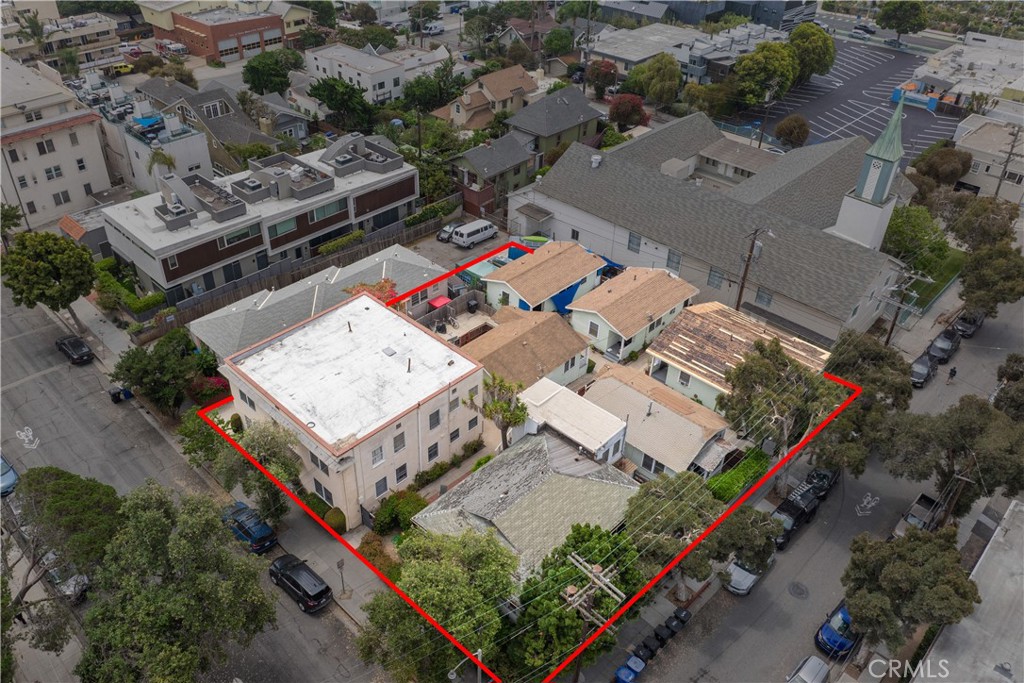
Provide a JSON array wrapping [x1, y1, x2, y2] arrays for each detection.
[[348, 321, 352, 332], [407, 358, 412, 373]]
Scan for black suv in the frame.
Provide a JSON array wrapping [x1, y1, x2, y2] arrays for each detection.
[[221, 502, 278, 554], [55, 335, 94, 364], [804, 468, 840, 500], [771, 485, 819, 550], [854, 23, 876, 34], [910, 353, 937, 388], [952, 310, 985, 338], [927, 328, 961, 364], [269, 554, 332, 613]]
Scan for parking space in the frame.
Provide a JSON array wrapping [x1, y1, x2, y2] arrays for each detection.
[[406, 223, 510, 273]]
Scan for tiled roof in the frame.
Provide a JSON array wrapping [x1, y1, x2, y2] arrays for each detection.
[[567, 267, 698, 338], [461, 308, 588, 387], [608, 112, 724, 171], [506, 86, 602, 138], [477, 65, 539, 102], [461, 135, 532, 178], [136, 77, 197, 107], [646, 302, 831, 393], [482, 241, 606, 307]]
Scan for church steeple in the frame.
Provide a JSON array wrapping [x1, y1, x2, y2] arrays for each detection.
[[855, 96, 904, 204]]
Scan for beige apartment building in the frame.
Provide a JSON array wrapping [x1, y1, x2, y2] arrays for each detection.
[[1, 7, 122, 72]]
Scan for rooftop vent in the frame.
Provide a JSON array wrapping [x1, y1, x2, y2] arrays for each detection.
[[382, 347, 396, 357], [591, 154, 602, 169], [243, 178, 262, 190], [168, 203, 188, 216], [335, 154, 353, 164]]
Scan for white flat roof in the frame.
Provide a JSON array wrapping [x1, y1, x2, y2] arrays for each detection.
[[230, 294, 480, 452], [520, 378, 624, 453]]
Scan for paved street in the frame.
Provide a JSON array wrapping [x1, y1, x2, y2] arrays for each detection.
[[816, 12, 961, 52]]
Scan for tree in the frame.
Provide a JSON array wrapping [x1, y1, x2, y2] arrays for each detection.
[[717, 338, 839, 495], [547, 80, 569, 94], [915, 147, 972, 185], [350, 2, 377, 24], [57, 48, 79, 77], [409, 1, 440, 32], [586, 59, 617, 99], [110, 328, 200, 416], [236, 88, 273, 123], [243, 49, 302, 95], [464, 15, 490, 55], [145, 148, 176, 177], [357, 530, 516, 683], [842, 528, 980, 652], [557, 0, 598, 26], [290, 0, 336, 28], [235, 422, 302, 524], [881, 204, 949, 276], [931, 191, 1019, 252], [309, 77, 373, 131], [2, 575, 14, 683], [1, 232, 95, 333], [14, 10, 51, 60], [994, 353, 1024, 421], [733, 42, 799, 107], [620, 62, 648, 97], [148, 61, 197, 89], [682, 77, 738, 118], [75, 482, 276, 683], [608, 94, 649, 128], [1, 202, 24, 250], [877, 0, 928, 43], [818, 331, 911, 476], [2, 467, 122, 653], [225, 142, 275, 164], [959, 241, 1024, 317], [773, 113, 810, 147], [642, 52, 681, 108], [507, 40, 536, 69], [465, 374, 528, 449], [788, 22, 835, 84], [543, 27, 573, 56], [131, 53, 163, 74], [299, 24, 327, 48]]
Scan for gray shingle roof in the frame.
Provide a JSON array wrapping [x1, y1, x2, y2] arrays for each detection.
[[188, 246, 447, 360], [461, 135, 532, 179], [506, 86, 602, 138], [181, 88, 279, 148], [608, 112, 724, 170], [535, 143, 893, 321], [136, 78, 197, 108]]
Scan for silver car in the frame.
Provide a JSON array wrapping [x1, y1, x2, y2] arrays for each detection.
[[787, 655, 830, 683], [725, 554, 775, 595]]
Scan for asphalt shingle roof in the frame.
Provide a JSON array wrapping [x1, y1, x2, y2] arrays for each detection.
[[461, 135, 532, 179], [608, 112, 724, 171], [567, 267, 698, 338], [136, 77, 197, 107], [506, 86, 602, 138], [482, 241, 606, 307], [535, 144, 893, 321], [182, 88, 279, 148]]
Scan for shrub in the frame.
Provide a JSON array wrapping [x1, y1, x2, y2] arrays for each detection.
[[627, 350, 639, 362], [358, 531, 400, 582], [374, 490, 428, 533], [301, 491, 331, 519], [97, 268, 167, 315], [452, 437, 484, 466], [129, 292, 167, 314], [707, 449, 770, 502], [187, 376, 230, 405], [600, 128, 629, 150], [587, 358, 596, 373], [534, 165, 551, 179], [229, 413, 244, 435], [915, 147, 973, 185], [96, 257, 117, 273], [412, 460, 451, 489], [126, 321, 145, 335], [471, 454, 494, 472], [324, 507, 347, 533], [404, 200, 459, 227], [317, 229, 365, 255]]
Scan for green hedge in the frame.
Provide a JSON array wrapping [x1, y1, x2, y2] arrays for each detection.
[[404, 200, 459, 227], [358, 532, 401, 582], [373, 490, 428, 533], [95, 269, 166, 315], [300, 491, 331, 519], [706, 449, 770, 502], [412, 460, 451, 490], [317, 229, 365, 256]]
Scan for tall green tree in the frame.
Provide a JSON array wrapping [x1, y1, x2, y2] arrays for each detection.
[[409, 0, 440, 32], [75, 482, 276, 683], [299, 24, 327, 48], [242, 49, 302, 95], [14, 10, 52, 60], [464, 15, 490, 55], [642, 52, 682, 108], [507, 40, 537, 69], [788, 22, 835, 83], [557, 0, 598, 27], [733, 42, 799, 107], [960, 240, 1024, 317], [1, 202, 24, 250], [881, 204, 950, 277], [110, 328, 200, 416], [465, 374, 528, 449], [932, 192, 1019, 252], [994, 353, 1024, 421], [543, 27, 573, 56], [290, 0, 336, 27], [349, 2, 377, 24], [877, 0, 928, 43], [357, 530, 517, 683], [309, 77, 373, 131], [842, 527, 980, 652], [1, 232, 96, 332], [57, 47, 79, 77]]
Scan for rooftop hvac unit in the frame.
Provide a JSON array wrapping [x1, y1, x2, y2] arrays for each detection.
[[243, 178, 262, 190], [168, 204, 188, 216], [335, 154, 353, 164]]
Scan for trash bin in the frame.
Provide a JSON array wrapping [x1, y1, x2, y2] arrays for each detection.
[[625, 656, 646, 675], [467, 298, 479, 315], [108, 388, 123, 404], [120, 387, 133, 399], [615, 666, 637, 683]]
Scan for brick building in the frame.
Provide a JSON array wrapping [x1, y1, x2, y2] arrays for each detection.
[[157, 6, 284, 62]]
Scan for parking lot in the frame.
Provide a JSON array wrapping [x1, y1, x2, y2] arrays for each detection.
[[750, 40, 960, 164]]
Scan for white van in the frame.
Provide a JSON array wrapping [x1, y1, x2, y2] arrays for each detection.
[[424, 22, 445, 36], [451, 219, 498, 248]]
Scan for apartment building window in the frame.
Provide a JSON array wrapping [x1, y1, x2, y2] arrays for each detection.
[[188, 163, 201, 172], [427, 442, 439, 461], [468, 416, 478, 431], [627, 231, 641, 253], [571, 229, 579, 241], [588, 321, 599, 337], [393, 77, 400, 87], [468, 386, 478, 401], [7, 150, 18, 162], [25, 202, 36, 214], [667, 249, 681, 273], [17, 176, 27, 189], [314, 478, 334, 505], [755, 287, 773, 307], [37, 140, 55, 155], [44, 165, 62, 180], [393, 432, 406, 453], [218, 224, 260, 248], [309, 452, 329, 475], [308, 198, 346, 222], [76, 158, 86, 171], [449, 397, 459, 413], [450, 428, 460, 442], [53, 190, 71, 206], [395, 464, 407, 484], [268, 217, 297, 238], [83, 183, 92, 196], [707, 267, 725, 289], [1004, 170, 1023, 185], [24, 110, 42, 122], [429, 409, 440, 429], [642, 454, 665, 475], [970, 160, 981, 174], [372, 445, 384, 466], [69, 132, 79, 146], [238, 389, 256, 409], [648, 320, 657, 333], [375, 477, 388, 498]]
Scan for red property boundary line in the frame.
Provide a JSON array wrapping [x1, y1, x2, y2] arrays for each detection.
[[198, 240, 862, 683]]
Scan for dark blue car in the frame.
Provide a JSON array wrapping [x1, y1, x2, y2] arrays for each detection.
[[221, 502, 278, 554], [815, 601, 861, 658]]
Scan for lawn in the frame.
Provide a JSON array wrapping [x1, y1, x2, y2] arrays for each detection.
[[910, 248, 967, 308]]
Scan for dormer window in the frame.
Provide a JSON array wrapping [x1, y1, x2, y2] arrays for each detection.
[[202, 101, 227, 119]]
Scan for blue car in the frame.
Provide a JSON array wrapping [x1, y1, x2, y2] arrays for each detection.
[[221, 502, 278, 554], [815, 601, 861, 657], [1, 455, 19, 497]]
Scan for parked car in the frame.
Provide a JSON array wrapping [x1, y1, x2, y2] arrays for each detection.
[[437, 220, 464, 242], [55, 335, 94, 364], [849, 29, 870, 40], [883, 38, 902, 47], [269, 554, 333, 613], [786, 654, 831, 683], [571, 71, 584, 83], [927, 328, 961, 364], [853, 23, 876, 34], [815, 601, 861, 658], [804, 468, 840, 500], [891, 492, 945, 539], [910, 353, 938, 388], [772, 484, 819, 550], [1, 454, 19, 497], [222, 502, 278, 554], [812, 19, 829, 29], [953, 310, 985, 338], [41, 551, 90, 604], [423, 22, 445, 36], [725, 554, 775, 595]]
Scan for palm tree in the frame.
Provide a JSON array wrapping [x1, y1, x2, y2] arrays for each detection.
[[146, 149, 177, 176], [14, 10, 61, 63]]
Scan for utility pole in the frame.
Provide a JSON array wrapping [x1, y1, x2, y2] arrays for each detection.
[[756, 78, 781, 149], [882, 269, 932, 346], [563, 552, 626, 683], [993, 124, 1022, 201], [734, 227, 775, 311], [939, 472, 975, 528]]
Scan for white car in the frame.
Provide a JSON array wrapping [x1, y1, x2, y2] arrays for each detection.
[[724, 554, 775, 595], [849, 29, 870, 41], [787, 655, 830, 683]]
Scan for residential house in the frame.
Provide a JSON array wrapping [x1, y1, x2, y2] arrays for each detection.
[[646, 301, 830, 408], [119, 103, 213, 194], [579, 364, 736, 481], [199, 78, 312, 142], [950, 116, 1024, 204], [221, 293, 485, 528], [286, 70, 329, 119], [505, 86, 603, 169], [412, 431, 638, 579], [597, 1, 680, 25], [189, 245, 449, 361], [517, 378, 627, 464], [1, 10, 123, 71], [496, 15, 560, 54], [100, 134, 418, 305], [567, 267, 698, 363], [595, 1, 816, 31], [461, 307, 589, 388], [482, 241, 606, 313], [1, 55, 112, 229], [433, 65, 539, 130], [507, 108, 915, 347], [452, 136, 532, 216]]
